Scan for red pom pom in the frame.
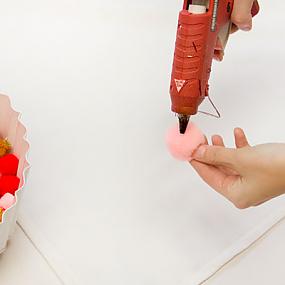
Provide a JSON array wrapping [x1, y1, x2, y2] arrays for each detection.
[[0, 176, 20, 196], [0, 154, 19, 176]]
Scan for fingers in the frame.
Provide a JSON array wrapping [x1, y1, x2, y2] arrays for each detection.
[[211, 129, 249, 149], [231, 0, 254, 31], [211, 135, 238, 175], [191, 128, 257, 210], [190, 160, 237, 197], [211, 135, 225, 147], [234, 128, 250, 148], [191, 160, 252, 209], [192, 145, 237, 168]]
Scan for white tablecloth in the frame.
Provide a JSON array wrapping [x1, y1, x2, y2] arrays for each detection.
[[0, 1, 284, 284]]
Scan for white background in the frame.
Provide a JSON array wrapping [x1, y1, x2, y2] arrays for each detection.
[[0, 0, 285, 284]]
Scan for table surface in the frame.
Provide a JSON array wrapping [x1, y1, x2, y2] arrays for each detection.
[[0, 225, 62, 285], [0, 1, 284, 284], [1, 218, 285, 285]]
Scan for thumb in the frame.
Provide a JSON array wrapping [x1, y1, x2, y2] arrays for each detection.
[[192, 145, 237, 167], [231, 0, 254, 31]]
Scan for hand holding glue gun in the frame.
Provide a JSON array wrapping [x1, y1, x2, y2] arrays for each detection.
[[231, 0, 258, 32]]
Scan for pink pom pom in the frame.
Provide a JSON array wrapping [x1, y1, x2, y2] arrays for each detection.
[[166, 122, 206, 161], [0, 193, 16, 210]]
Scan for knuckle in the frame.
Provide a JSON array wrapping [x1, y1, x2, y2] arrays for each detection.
[[231, 14, 251, 26]]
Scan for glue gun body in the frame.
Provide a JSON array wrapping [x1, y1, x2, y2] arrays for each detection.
[[170, 0, 259, 133]]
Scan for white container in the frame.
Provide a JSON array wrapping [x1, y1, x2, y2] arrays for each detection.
[[0, 94, 30, 253]]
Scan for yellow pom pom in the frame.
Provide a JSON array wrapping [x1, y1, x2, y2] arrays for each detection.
[[0, 139, 11, 157]]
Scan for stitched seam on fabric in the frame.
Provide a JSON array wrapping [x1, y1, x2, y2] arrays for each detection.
[[17, 221, 66, 285]]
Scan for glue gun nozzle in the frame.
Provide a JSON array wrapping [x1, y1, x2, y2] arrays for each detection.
[[178, 114, 190, 134]]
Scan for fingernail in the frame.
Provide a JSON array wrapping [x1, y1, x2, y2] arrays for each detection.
[[193, 145, 206, 159], [239, 24, 251, 31]]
